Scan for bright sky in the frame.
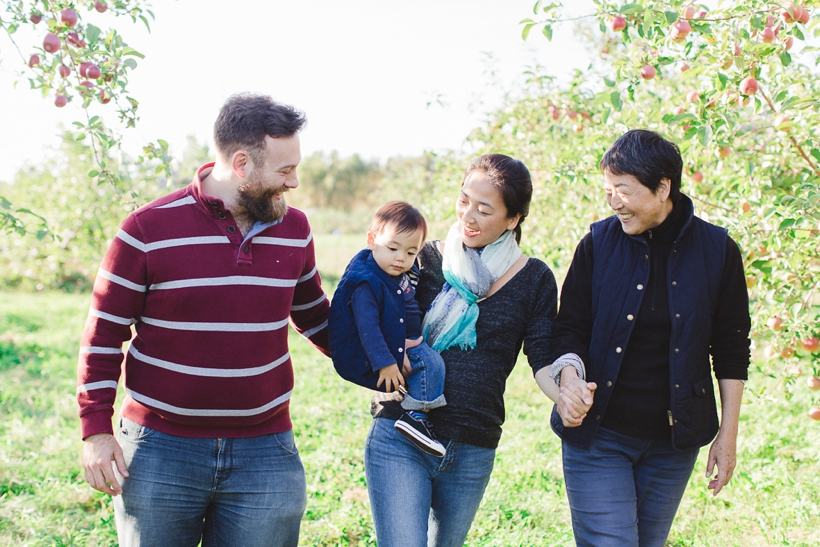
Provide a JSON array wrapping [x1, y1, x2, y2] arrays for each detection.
[[0, 0, 595, 183]]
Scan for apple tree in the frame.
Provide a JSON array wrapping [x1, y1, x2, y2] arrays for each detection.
[[0, 0, 170, 235], [422, 1, 819, 411]]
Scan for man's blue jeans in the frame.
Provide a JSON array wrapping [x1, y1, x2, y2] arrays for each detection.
[[364, 417, 496, 547], [562, 426, 699, 547], [113, 417, 307, 547], [402, 342, 446, 411]]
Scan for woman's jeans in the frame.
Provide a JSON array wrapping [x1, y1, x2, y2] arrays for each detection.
[[402, 342, 447, 411], [562, 426, 699, 547], [364, 417, 495, 547], [113, 417, 307, 547]]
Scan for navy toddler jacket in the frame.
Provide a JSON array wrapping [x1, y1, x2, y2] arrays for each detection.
[[328, 249, 409, 390], [551, 195, 728, 450]]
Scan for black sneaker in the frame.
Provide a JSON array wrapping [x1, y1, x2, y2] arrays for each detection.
[[395, 412, 446, 457]]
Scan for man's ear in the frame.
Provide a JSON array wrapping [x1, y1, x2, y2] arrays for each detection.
[[231, 150, 250, 179]]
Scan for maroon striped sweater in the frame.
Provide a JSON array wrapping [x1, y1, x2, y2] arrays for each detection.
[[77, 163, 330, 439]]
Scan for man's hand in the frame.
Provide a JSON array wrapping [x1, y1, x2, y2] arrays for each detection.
[[376, 364, 405, 393], [82, 433, 128, 496], [705, 429, 737, 496], [557, 367, 597, 428]]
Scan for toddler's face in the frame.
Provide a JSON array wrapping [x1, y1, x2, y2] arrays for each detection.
[[367, 225, 425, 276]]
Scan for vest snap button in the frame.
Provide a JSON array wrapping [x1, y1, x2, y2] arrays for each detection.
[[627, 314, 634, 321], [675, 348, 680, 353], [672, 281, 677, 286], [606, 381, 612, 387], [636, 284, 644, 290], [615, 347, 622, 353]]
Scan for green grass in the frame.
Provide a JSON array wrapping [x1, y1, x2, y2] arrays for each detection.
[[1, 291, 819, 546]]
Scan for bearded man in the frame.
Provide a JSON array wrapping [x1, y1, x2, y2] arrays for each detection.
[[77, 93, 330, 547]]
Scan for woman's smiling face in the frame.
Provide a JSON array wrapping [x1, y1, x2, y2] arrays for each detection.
[[455, 170, 520, 248], [603, 170, 673, 235]]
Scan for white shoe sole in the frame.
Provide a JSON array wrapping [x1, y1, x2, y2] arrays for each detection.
[[395, 421, 447, 457]]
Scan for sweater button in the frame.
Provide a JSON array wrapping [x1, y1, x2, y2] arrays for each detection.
[[595, 415, 601, 420], [636, 284, 644, 290], [702, 387, 707, 394], [397, 290, 402, 294], [227, 226, 236, 234], [218, 211, 227, 220], [675, 313, 680, 318], [672, 281, 677, 286], [398, 348, 403, 353], [399, 318, 404, 323], [644, 254, 649, 260], [615, 347, 622, 353], [210, 201, 219, 208], [606, 381, 612, 387], [675, 384, 680, 388], [627, 314, 634, 321], [242, 245, 249, 253]]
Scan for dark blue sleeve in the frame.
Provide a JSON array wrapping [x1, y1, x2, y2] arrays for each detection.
[[351, 284, 397, 371]]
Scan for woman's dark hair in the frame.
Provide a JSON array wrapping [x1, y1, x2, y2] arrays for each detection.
[[214, 93, 307, 166], [463, 154, 532, 243], [369, 201, 428, 242], [599, 129, 683, 201]]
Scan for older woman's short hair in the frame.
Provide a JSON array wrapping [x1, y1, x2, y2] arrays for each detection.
[[599, 129, 683, 201]]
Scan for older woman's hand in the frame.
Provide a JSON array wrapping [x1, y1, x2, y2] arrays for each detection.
[[558, 368, 597, 427]]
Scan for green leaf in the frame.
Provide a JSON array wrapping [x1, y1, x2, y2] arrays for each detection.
[[36, 229, 49, 240], [664, 11, 678, 24], [88, 170, 100, 178], [89, 115, 100, 126], [121, 47, 145, 59], [780, 52, 792, 67], [76, 133, 86, 141], [158, 139, 169, 151], [779, 219, 796, 229], [521, 22, 536, 40], [811, 148, 820, 162], [123, 58, 138, 70], [697, 125, 712, 146], [86, 24, 101, 45], [542, 24, 553, 41], [620, 4, 644, 15], [716, 72, 728, 90], [604, 77, 616, 87], [610, 91, 623, 111], [0, 197, 11, 210], [532, 0, 542, 15], [794, 27, 804, 40]]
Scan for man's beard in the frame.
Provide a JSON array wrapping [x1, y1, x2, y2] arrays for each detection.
[[235, 175, 288, 224]]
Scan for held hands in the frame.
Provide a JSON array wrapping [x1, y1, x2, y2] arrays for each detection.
[[377, 364, 406, 393], [82, 433, 128, 496], [557, 367, 597, 428]]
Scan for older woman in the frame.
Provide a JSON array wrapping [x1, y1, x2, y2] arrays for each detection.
[[550, 129, 751, 547], [365, 154, 560, 546]]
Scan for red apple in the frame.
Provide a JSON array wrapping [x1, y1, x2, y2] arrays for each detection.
[[55, 94, 68, 108], [567, 109, 578, 119], [780, 346, 795, 358], [800, 8, 810, 24], [67, 32, 86, 48], [611, 16, 627, 32], [800, 337, 820, 353], [768, 316, 784, 331], [574, 123, 583, 133], [673, 106, 686, 114], [86, 64, 101, 79], [686, 90, 699, 102], [775, 114, 791, 131], [58, 64, 71, 77], [807, 376, 820, 390], [28, 54, 40, 67], [784, 36, 794, 50], [762, 26, 775, 43], [550, 108, 560, 120], [684, 6, 696, 19], [745, 275, 756, 289], [718, 146, 732, 158], [691, 171, 704, 183], [95, 1, 108, 13], [722, 57, 733, 69], [80, 80, 95, 89], [100, 89, 112, 103], [809, 407, 820, 420], [579, 111, 591, 120], [783, 4, 805, 24], [734, 44, 742, 56], [741, 202, 751, 213], [79, 61, 93, 77], [740, 77, 759, 95], [671, 20, 692, 41], [697, 10, 707, 18], [641, 64, 657, 80], [43, 32, 61, 53], [680, 62, 690, 72], [29, 13, 42, 24], [60, 8, 78, 27]]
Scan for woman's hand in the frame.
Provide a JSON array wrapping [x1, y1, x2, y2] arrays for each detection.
[[558, 368, 597, 428], [377, 364, 405, 392], [402, 337, 423, 376]]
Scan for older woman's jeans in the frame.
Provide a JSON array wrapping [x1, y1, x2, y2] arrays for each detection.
[[364, 417, 495, 547], [113, 417, 307, 547], [562, 427, 699, 547]]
